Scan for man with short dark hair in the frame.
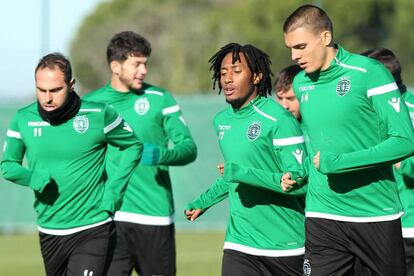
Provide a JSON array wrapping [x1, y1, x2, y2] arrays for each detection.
[[283, 4, 414, 275], [1, 53, 142, 276], [362, 47, 414, 275], [84, 31, 197, 276], [274, 65, 302, 121]]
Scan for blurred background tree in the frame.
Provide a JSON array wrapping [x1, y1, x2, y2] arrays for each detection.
[[70, 0, 414, 95]]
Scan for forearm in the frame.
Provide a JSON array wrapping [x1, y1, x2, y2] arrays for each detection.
[[320, 137, 414, 174], [101, 142, 142, 212], [223, 162, 307, 195], [158, 139, 197, 166], [185, 178, 229, 211], [1, 161, 51, 192]]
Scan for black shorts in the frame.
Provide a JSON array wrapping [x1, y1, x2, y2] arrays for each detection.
[[221, 249, 303, 276], [404, 238, 414, 276], [304, 217, 405, 276], [39, 222, 115, 276], [107, 221, 176, 276]]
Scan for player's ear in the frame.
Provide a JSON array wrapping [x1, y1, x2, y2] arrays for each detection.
[[69, 79, 76, 91], [321, 30, 332, 46], [110, 61, 121, 75], [253, 73, 263, 85]]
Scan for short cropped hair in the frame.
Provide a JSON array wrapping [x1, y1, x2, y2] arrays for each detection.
[[274, 65, 302, 93], [107, 31, 152, 64], [283, 4, 333, 36], [35, 52, 72, 85], [361, 48, 406, 93]]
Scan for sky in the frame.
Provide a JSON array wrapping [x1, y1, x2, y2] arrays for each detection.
[[0, 0, 105, 100]]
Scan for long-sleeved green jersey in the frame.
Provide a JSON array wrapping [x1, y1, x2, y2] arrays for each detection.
[[395, 90, 414, 237], [84, 83, 197, 225], [293, 45, 414, 222], [186, 96, 307, 256], [1, 100, 142, 233]]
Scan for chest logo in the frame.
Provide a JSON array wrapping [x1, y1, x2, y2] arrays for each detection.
[[247, 121, 262, 141], [73, 115, 89, 133], [134, 98, 150, 115], [388, 97, 400, 112], [336, 76, 351, 97]]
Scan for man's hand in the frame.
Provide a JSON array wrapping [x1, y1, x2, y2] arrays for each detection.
[[217, 163, 224, 175], [140, 143, 161, 165], [185, 209, 203, 221], [281, 173, 296, 192], [394, 162, 401, 170], [313, 151, 321, 170]]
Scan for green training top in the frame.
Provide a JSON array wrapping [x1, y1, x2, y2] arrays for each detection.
[[293, 45, 414, 222], [395, 90, 414, 237], [1, 100, 142, 233], [186, 96, 307, 256], [84, 82, 197, 225]]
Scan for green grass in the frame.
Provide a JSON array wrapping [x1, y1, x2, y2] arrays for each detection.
[[0, 231, 224, 276]]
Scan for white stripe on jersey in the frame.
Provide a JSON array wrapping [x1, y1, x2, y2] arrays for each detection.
[[145, 91, 163, 96], [114, 211, 174, 225], [7, 129, 21, 139], [367, 82, 398, 97], [224, 242, 304, 257], [79, 108, 102, 112], [38, 218, 112, 236], [335, 58, 367, 72], [162, 105, 180, 115], [104, 115, 122, 134], [252, 104, 277, 122], [306, 211, 403, 222], [273, 136, 304, 146], [405, 101, 414, 108]]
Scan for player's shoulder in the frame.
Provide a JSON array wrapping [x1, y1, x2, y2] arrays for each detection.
[[142, 82, 170, 97], [79, 99, 107, 111], [15, 102, 38, 118], [83, 86, 107, 101]]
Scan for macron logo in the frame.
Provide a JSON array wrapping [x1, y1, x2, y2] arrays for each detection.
[[292, 149, 303, 164], [388, 97, 401, 112]]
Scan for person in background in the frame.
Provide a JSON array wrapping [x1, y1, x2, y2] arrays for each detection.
[[84, 31, 197, 276], [362, 47, 414, 275], [274, 64, 302, 122]]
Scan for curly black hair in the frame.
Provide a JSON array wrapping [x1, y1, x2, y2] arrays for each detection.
[[209, 43, 273, 97]]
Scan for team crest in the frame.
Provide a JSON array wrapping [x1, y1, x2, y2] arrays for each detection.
[[135, 98, 150, 115], [336, 76, 351, 97], [73, 115, 89, 133], [247, 121, 262, 141]]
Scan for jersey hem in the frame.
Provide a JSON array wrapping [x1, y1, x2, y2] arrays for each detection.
[[223, 242, 304, 257], [114, 211, 174, 225], [37, 218, 112, 236], [305, 211, 403, 222]]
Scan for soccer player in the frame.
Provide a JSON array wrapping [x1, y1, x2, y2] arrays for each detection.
[[283, 4, 414, 275], [274, 64, 302, 121], [1, 53, 142, 276], [362, 47, 414, 275], [184, 43, 308, 276], [84, 31, 197, 276]]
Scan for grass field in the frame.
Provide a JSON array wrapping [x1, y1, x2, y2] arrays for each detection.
[[0, 231, 224, 276]]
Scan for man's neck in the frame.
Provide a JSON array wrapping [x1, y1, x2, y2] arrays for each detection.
[[110, 75, 129, 93]]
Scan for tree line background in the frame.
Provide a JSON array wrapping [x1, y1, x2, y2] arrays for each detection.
[[70, 0, 414, 95]]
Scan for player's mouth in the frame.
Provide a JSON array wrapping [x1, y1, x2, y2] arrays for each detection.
[[298, 62, 307, 69], [223, 86, 236, 96], [42, 105, 56, 111]]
